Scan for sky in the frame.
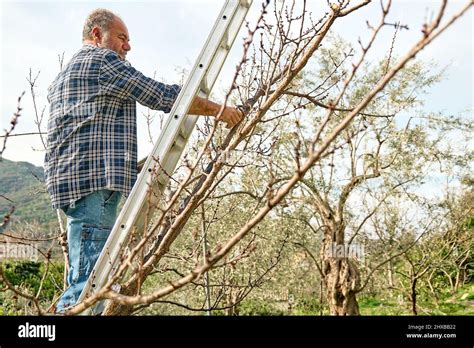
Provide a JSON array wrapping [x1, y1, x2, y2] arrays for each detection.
[[0, 0, 472, 167]]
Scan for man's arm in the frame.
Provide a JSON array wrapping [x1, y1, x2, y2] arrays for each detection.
[[189, 96, 243, 128], [100, 51, 242, 128]]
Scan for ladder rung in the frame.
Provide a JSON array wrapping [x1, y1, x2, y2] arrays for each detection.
[[178, 126, 186, 138], [173, 134, 186, 150], [240, 0, 251, 7], [199, 79, 210, 95], [221, 29, 230, 50], [154, 172, 168, 186]]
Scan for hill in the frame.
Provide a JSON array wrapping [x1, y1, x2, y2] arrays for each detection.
[[0, 159, 56, 231]]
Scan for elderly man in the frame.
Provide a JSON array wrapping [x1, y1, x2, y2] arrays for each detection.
[[45, 8, 242, 312]]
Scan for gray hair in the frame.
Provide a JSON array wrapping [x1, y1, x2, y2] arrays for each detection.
[[82, 9, 117, 41]]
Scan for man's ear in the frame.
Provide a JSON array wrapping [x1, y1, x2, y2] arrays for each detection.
[[91, 27, 102, 43]]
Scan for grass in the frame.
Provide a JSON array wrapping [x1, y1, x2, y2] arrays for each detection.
[[359, 282, 474, 315]]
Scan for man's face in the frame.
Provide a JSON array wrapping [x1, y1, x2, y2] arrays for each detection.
[[100, 17, 131, 60]]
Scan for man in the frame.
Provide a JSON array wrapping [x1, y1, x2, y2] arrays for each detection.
[[44, 8, 242, 312]]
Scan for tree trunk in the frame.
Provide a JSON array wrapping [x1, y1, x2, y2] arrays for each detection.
[[319, 277, 324, 316], [226, 290, 240, 316], [322, 237, 361, 316], [388, 261, 394, 288], [410, 277, 417, 316]]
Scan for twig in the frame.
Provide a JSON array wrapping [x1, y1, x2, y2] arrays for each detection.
[[0, 92, 25, 160], [26, 69, 47, 150]]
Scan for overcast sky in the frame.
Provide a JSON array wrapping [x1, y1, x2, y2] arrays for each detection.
[[1, 0, 472, 167]]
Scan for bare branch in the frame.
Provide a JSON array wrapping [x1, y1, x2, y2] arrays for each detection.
[[0, 92, 25, 160]]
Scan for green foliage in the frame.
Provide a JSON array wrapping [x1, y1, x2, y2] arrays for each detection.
[[0, 260, 64, 315], [357, 282, 474, 316], [292, 296, 325, 315], [238, 299, 286, 316], [358, 297, 406, 316]]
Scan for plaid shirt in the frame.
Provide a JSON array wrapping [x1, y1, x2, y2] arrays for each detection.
[[44, 44, 181, 209]]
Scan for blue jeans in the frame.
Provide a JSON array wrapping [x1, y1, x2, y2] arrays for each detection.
[[56, 190, 121, 313]]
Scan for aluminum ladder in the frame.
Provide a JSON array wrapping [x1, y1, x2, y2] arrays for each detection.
[[76, 0, 253, 315]]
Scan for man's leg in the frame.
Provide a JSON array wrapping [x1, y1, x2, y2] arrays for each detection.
[[56, 190, 121, 313]]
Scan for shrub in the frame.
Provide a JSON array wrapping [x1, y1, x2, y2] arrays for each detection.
[[0, 260, 64, 314]]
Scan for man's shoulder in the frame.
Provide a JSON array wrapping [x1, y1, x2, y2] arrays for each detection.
[[81, 44, 123, 60], [66, 45, 118, 64], [49, 46, 106, 83], [50, 46, 131, 88], [76, 44, 110, 60], [59, 46, 119, 74]]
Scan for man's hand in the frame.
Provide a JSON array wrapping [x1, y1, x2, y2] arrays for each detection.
[[189, 96, 244, 128], [218, 106, 243, 128]]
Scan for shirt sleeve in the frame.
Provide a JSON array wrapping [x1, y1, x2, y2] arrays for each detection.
[[99, 50, 181, 113]]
